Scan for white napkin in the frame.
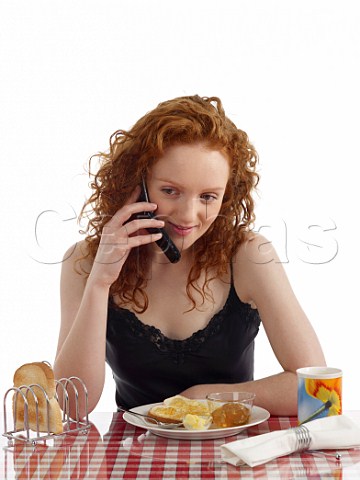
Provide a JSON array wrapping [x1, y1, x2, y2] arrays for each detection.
[[221, 415, 360, 467]]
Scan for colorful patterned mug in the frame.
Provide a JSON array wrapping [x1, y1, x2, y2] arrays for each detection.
[[297, 367, 342, 425]]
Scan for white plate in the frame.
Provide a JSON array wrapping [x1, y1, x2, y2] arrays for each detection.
[[123, 402, 270, 440]]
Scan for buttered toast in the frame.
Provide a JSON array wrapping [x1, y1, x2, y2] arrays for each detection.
[[147, 395, 211, 424]]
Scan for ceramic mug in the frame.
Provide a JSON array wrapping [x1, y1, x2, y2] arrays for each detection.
[[297, 366, 342, 425]]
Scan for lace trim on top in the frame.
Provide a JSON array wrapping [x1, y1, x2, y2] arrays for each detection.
[[109, 285, 257, 356]]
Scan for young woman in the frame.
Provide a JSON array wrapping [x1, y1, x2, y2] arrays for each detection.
[[54, 95, 326, 418]]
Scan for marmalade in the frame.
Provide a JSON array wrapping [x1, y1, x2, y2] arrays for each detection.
[[211, 402, 250, 428]]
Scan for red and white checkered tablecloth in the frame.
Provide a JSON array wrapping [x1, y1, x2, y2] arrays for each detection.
[[2, 413, 360, 479]]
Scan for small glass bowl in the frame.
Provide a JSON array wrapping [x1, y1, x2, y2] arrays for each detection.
[[206, 392, 256, 428]]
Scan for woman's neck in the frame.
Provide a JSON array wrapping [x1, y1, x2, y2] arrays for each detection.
[[148, 247, 194, 276]]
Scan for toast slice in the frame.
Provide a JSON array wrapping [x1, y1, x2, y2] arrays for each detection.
[[147, 395, 210, 424], [13, 362, 63, 434]]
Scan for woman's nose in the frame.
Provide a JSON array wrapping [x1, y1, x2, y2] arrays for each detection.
[[174, 197, 199, 224]]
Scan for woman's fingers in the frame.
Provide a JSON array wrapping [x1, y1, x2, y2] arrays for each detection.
[[122, 229, 163, 247], [96, 230, 162, 264], [121, 217, 164, 236], [99, 210, 164, 255], [109, 200, 158, 226]]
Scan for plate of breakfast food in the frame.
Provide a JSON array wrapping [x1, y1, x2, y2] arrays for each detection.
[[122, 395, 270, 440]]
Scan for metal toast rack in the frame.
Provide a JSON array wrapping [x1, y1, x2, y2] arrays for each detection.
[[3, 371, 91, 446]]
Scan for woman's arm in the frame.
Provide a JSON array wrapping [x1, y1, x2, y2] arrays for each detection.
[[54, 242, 110, 418], [54, 190, 165, 418], [181, 234, 326, 416]]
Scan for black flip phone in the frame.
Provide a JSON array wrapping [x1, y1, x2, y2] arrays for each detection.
[[135, 178, 181, 263]]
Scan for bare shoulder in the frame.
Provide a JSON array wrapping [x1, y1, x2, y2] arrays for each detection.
[[232, 232, 285, 304], [234, 232, 281, 268], [62, 240, 92, 270], [61, 240, 92, 290]]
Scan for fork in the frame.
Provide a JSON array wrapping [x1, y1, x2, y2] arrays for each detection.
[[305, 450, 342, 460]]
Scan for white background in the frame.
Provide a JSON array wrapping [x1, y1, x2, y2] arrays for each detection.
[[1, 1, 359, 412]]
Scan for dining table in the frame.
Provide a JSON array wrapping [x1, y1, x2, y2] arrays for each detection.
[[1, 410, 360, 479]]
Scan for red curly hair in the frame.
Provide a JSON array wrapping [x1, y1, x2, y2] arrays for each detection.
[[80, 95, 259, 312]]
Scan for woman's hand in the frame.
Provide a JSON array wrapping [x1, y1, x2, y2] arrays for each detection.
[[89, 187, 164, 288]]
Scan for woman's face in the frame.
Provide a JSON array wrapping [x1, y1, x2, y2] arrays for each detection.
[[147, 143, 230, 255]]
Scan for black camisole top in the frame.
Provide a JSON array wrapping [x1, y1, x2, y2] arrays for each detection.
[[106, 283, 261, 409]]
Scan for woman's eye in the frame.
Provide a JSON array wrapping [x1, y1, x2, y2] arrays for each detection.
[[161, 187, 177, 195], [201, 194, 217, 203]]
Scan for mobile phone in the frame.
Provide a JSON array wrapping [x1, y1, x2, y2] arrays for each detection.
[[135, 178, 181, 263]]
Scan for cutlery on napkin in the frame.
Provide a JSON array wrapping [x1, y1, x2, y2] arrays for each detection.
[[221, 415, 360, 467]]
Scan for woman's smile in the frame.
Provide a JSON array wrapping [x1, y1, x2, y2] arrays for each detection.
[[168, 222, 197, 237]]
